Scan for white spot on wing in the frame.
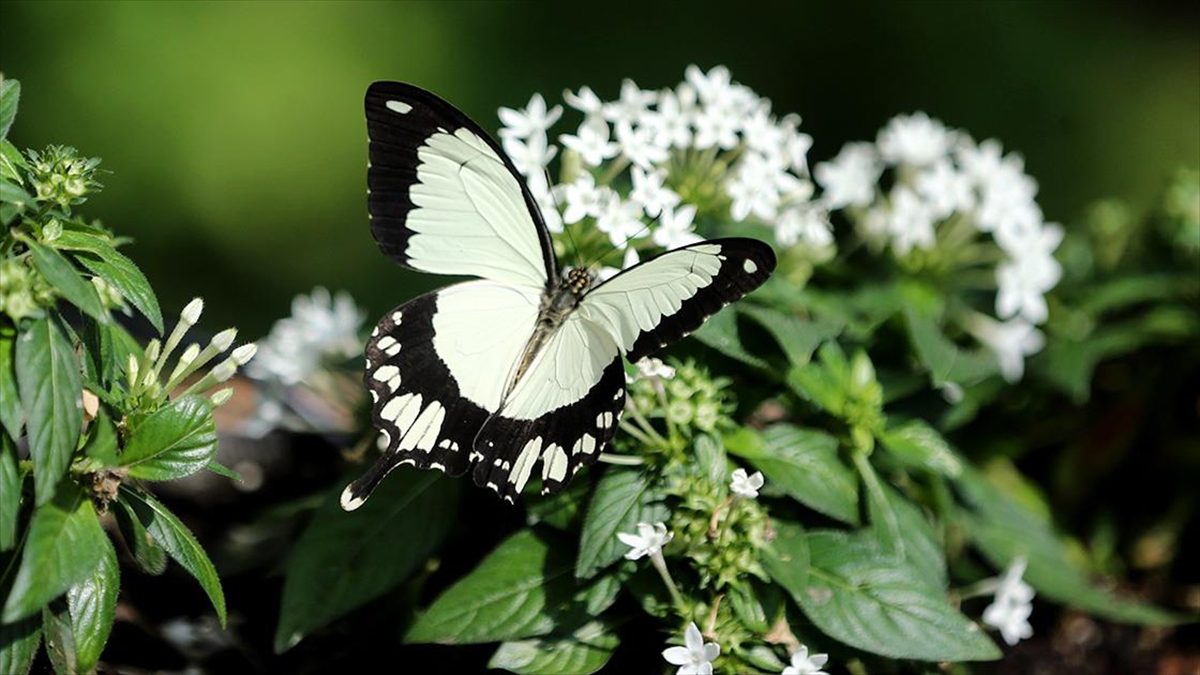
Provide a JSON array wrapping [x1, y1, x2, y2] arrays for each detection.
[[541, 444, 569, 483], [509, 437, 543, 494], [386, 100, 413, 114], [340, 485, 365, 511], [744, 259, 758, 274]]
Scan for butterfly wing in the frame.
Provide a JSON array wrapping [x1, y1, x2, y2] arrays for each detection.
[[472, 238, 775, 502], [344, 280, 543, 510], [366, 81, 556, 288], [578, 238, 776, 359]]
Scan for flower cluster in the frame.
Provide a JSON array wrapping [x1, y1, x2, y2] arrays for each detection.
[[26, 145, 102, 209], [496, 65, 826, 264], [247, 287, 364, 387], [0, 256, 53, 321], [815, 113, 1062, 381]]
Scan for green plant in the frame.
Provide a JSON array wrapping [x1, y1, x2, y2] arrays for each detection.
[[0, 77, 250, 674]]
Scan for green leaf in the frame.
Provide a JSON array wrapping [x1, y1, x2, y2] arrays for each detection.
[[0, 79, 18, 140], [65, 536, 119, 673], [761, 519, 810, 605], [1, 485, 108, 623], [786, 364, 846, 417], [488, 620, 618, 675], [1, 436, 22, 551], [526, 476, 590, 531], [956, 467, 1178, 625], [729, 425, 859, 524], [739, 305, 842, 366], [580, 571, 622, 616], [406, 529, 584, 644], [692, 310, 768, 369], [787, 530, 1000, 661], [867, 483, 947, 590], [0, 332, 21, 441], [0, 181, 33, 212], [113, 499, 167, 575], [120, 395, 217, 481], [575, 468, 668, 579], [54, 231, 163, 333], [694, 434, 727, 486], [26, 240, 107, 323], [41, 599, 75, 675], [274, 470, 458, 652], [204, 459, 243, 482], [15, 317, 82, 506], [904, 310, 997, 388], [878, 419, 963, 478], [0, 614, 40, 675], [118, 486, 226, 626], [0, 140, 27, 184]]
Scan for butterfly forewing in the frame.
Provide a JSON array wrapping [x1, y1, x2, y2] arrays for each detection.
[[365, 82, 556, 288]]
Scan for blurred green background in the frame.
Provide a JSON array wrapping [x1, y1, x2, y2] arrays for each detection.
[[1, 1, 1196, 335]]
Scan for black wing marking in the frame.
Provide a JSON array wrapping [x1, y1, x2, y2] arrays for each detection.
[[365, 81, 557, 286], [579, 238, 776, 361], [472, 357, 626, 503], [342, 291, 491, 511]]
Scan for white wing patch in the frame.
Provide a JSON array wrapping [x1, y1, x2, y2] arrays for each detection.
[[386, 100, 413, 114], [499, 313, 620, 420], [577, 245, 723, 353], [432, 280, 541, 412], [406, 129, 548, 288]]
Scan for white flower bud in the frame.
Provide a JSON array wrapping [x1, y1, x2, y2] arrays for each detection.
[[211, 361, 237, 383], [126, 354, 139, 384], [210, 328, 237, 352], [181, 297, 204, 326], [144, 339, 161, 365], [210, 388, 234, 406], [231, 343, 257, 365], [178, 343, 200, 368]]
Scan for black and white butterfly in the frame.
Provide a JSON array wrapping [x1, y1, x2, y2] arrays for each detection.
[[341, 81, 775, 510]]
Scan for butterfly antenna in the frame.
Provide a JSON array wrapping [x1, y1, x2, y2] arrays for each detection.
[[581, 210, 663, 272], [543, 168, 584, 269]]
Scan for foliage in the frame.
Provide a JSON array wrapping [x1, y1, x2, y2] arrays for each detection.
[[0, 78, 250, 673]]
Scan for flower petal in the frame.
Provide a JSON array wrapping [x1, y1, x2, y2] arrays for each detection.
[[662, 646, 691, 665]]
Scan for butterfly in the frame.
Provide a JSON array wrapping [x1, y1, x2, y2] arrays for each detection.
[[341, 81, 775, 510]]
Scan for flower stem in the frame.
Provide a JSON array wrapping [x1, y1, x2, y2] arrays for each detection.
[[650, 550, 685, 611], [597, 452, 644, 466]]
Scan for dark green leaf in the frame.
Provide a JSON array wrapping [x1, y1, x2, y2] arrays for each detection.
[[65, 536, 119, 673], [878, 419, 964, 478], [786, 364, 846, 416], [788, 530, 1000, 661], [580, 572, 622, 616], [0, 181, 33, 211], [694, 434, 727, 486], [575, 468, 668, 579], [488, 620, 618, 675], [956, 467, 1178, 625], [118, 486, 226, 626], [526, 475, 590, 531], [0, 614, 40, 675], [204, 459, 243, 482], [26, 240, 107, 323], [81, 409, 118, 467], [0, 80, 18, 140], [761, 520, 809, 613], [275, 470, 458, 652], [0, 436, 22, 551], [1, 485, 108, 623], [730, 425, 858, 524], [692, 310, 768, 369], [41, 599, 74, 675], [54, 231, 163, 332], [739, 305, 842, 366], [120, 395, 217, 481], [406, 530, 584, 644], [0, 140, 27, 183], [15, 317, 82, 506], [904, 310, 997, 388], [113, 499, 167, 575], [0, 332, 21, 441], [867, 483, 947, 590]]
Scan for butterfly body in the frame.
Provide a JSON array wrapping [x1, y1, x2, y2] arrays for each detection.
[[342, 82, 776, 509]]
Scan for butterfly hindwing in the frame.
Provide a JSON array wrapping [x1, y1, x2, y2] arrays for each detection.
[[579, 238, 776, 360], [366, 81, 557, 288]]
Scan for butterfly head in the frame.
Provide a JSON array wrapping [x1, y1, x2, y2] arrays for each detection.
[[564, 267, 594, 297]]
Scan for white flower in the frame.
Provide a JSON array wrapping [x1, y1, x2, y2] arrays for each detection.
[[974, 154, 1039, 235], [560, 116, 620, 167], [635, 357, 676, 380], [630, 166, 681, 217], [886, 186, 937, 255], [563, 86, 604, 116], [995, 226, 1061, 325], [502, 132, 556, 177], [686, 64, 735, 107], [498, 93, 562, 140], [967, 314, 1045, 382], [877, 112, 953, 167], [915, 159, 975, 219], [814, 142, 881, 209], [775, 206, 833, 248], [982, 557, 1035, 646], [557, 173, 614, 224], [645, 88, 694, 149], [653, 204, 701, 249], [956, 138, 1006, 186], [742, 105, 787, 163], [247, 288, 364, 386], [781, 645, 829, 675], [692, 104, 741, 151], [595, 196, 646, 247], [617, 522, 673, 561], [727, 153, 785, 222], [532, 183, 564, 233], [779, 114, 814, 174], [616, 121, 669, 169], [729, 468, 764, 499], [603, 78, 657, 125], [662, 622, 719, 675]]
